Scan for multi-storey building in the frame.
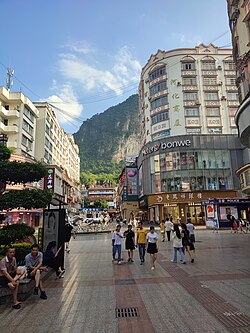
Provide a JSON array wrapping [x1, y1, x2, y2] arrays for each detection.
[[34, 102, 81, 212], [138, 44, 250, 226], [227, 0, 250, 197]]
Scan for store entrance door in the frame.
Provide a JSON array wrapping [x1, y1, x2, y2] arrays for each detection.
[[163, 205, 179, 222]]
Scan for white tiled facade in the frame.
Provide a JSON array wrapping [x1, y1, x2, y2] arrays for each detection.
[[34, 102, 80, 183], [0, 86, 38, 157], [139, 44, 239, 146]]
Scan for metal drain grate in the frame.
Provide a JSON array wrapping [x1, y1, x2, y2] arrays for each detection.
[[116, 307, 139, 318]]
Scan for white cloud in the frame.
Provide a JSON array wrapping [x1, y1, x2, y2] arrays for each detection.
[[62, 40, 95, 55], [46, 82, 83, 124], [57, 44, 142, 96], [171, 33, 202, 47]]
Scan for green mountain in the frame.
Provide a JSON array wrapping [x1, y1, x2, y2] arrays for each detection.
[[74, 94, 140, 183]]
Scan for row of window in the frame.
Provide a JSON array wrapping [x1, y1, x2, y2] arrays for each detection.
[[184, 107, 221, 117], [183, 92, 238, 101], [181, 61, 235, 71], [22, 119, 34, 135], [150, 81, 167, 95], [152, 111, 169, 125], [151, 150, 231, 173], [149, 67, 166, 81], [151, 96, 168, 109], [21, 134, 32, 150], [24, 106, 35, 123]]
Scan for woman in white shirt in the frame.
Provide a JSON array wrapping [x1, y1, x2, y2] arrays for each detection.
[[146, 226, 158, 270], [171, 224, 187, 264]]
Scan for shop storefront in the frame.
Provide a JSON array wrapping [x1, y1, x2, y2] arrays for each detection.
[[203, 198, 250, 228], [147, 190, 237, 225]]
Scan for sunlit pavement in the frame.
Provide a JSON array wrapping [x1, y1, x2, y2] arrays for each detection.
[[1, 229, 250, 333]]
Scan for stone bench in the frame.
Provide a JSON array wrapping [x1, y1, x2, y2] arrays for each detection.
[[0, 268, 53, 305]]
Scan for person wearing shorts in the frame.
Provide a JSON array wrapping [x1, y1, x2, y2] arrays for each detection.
[[146, 226, 158, 270], [0, 247, 25, 309]]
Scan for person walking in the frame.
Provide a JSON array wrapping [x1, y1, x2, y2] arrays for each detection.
[[233, 219, 238, 233], [171, 224, 187, 264], [186, 219, 195, 244], [160, 220, 166, 242], [165, 218, 173, 241], [65, 221, 74, 253], [181, 223, 194, 263], [124, 225, 135, 263], [112, 225, 123, 264], [136, 222, 147, 265], [146, 226, 158, 270]]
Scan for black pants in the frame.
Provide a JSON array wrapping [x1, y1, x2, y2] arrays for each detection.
[[166, 230, 171, 241], [43, 257, 61, 276]]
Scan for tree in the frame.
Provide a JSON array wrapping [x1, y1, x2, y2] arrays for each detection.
[[0, 144, 52, 211]]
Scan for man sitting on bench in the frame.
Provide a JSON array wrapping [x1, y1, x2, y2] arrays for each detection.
[[0, 247, 25, 309], [25, 244, 47, 300]]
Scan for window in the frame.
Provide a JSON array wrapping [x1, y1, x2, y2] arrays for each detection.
[[205, 93, 219, 100], [203, 77, 217, 85], [202, 62, 216, 70], [149, 67, 166, 81], [182, 62, 195, 70], [152, 111, 169, 124], [185, 108, 199, 116], [183, 93, 198, 101], [151, 96, 168, 109], [183, 77, 197, 85], [150, 81, 167, 95], [22, 134, 32, 149], [224, 62, 236, 70], [226, 78, 236, 85], [227, 92, 239, 100], [208, 128, 222, 134], [22, 119, 34, 135], [206, 108, 220, 116], [24, 106, 34, 123], [3, 119, 8, 126]]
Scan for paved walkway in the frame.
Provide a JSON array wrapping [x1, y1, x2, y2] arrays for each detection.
[[1, 230, 250, 333]]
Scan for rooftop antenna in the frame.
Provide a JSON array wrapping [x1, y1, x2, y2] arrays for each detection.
[[6, 67, 14, 91]]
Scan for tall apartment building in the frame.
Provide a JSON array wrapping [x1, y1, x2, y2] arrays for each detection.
[[137, 44, 250, 226], [227, 0, 250, 196], [34, 102, 81, 212]]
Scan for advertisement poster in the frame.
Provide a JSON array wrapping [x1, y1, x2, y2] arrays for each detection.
[[126, 168, 138, 196], [220, 206, 238, 220], [43, 210, 59, 250], [206, 204, 215, 218]]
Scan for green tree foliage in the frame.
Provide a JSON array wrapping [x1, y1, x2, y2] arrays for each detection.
[[0, 223, 34, 246], [0, 145, 53, 210], [93, 199, 108, 209]]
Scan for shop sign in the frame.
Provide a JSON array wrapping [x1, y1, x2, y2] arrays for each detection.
[[150, 191, 203, 204], [142, 139, 191, 156], [44, 168, 55, 191]]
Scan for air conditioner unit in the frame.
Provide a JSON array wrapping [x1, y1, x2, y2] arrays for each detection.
[[177, 82, 181, 86], [218, 81, 223, 86], [221, 96, 227, 101], [217, 66, 222, 70], [145, 78, 149, 83], [195, 100, 201, 105]]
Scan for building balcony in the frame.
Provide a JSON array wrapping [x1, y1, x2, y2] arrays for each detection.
[[0, 106, 20, 118], [228, 100, 239, 107], [203, 85, 219, 91], [150, 103, 169, 115], [202, 71, 217, 76], [149, 89, 168, 101], [182, 85, 198, 92], [149, 74, 167, 87], [204, 100, 221, 107], [181, 70, 196, 77], [226, 85, 238, 92], [183, 100, 200, 107], [235, 95, 250, 147], [0, 122, 19, 134], [235, 163, 250, 196], [224, 70, 236, 77]]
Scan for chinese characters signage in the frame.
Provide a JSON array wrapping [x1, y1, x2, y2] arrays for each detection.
[[44, 168, 55, 191]]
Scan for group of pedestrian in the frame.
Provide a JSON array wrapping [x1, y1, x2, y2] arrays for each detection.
[[230, 216, 249, 234], [112, 219, 196, 270]]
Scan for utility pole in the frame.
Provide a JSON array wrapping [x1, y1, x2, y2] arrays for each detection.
[[6, 67, 14, 91]]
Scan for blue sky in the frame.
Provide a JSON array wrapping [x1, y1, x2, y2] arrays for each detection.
[[0, 0, 231, 133]]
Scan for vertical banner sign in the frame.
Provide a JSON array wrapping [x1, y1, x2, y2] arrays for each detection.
[[44, 168, 55, 191]]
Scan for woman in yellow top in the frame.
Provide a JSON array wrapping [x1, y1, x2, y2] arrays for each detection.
[[136, 222, 147, 264]]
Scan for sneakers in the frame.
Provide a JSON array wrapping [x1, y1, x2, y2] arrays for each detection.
[[66, 249, 70, 253], [151, 266, 155, 270], [58, 269, 65, 278], [191, 259, 194, 263], [118, 261, 121, 265], [33, 287, 39, 295], [40, 291, 47, 299], [182, 262, 187, 265], [171, 260, 177, 263]]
